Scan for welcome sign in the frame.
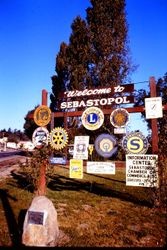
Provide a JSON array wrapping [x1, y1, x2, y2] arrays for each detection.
[[59, 84, 134, 109]]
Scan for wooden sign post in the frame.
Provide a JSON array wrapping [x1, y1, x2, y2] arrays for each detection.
[[38, 89, 48, 196], [149, 77, 159, 153]]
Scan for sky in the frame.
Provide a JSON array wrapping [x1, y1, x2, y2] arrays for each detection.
[[0, 0, 167, 135]]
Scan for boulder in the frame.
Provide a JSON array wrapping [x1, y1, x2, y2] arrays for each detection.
[[22, 195, 59, 246]]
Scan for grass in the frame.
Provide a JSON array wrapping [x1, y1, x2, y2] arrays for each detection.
[[0, 163, 166, 247]]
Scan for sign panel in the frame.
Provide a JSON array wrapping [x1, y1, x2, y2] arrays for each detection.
[[28, 211, 44, 225], [95, 134, 117, 158], [70, 159, 83, 179], [60, 96, 134, 109], [49, 127, 68, 150], [87, 161, 115, 174], [34, 105, 51, 126], [114, 127, 126, 134], [110, 108, 130, 127], [122, 131, 148, 154], [60, 84, 134, 98], [49, 156, 66, 165], [145, 97, 163, 119], [32, 127, 49, 149], [73, 136, 89, 159], [81, 107, 104, 130], [126, 154, 158, 187]]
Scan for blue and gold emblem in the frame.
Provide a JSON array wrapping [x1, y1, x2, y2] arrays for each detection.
[[81, 107, 104, 130], [122, 131, 148, 154]]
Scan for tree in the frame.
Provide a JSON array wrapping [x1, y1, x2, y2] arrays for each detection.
[[50, 0, 133, 109], [86, 0, 133, 87], [23, 107, 38, 139], [49, 0, 134, 160], [156, 73, 167, 155], [134, 73, 167, 207], [134, 73, 167, 153]]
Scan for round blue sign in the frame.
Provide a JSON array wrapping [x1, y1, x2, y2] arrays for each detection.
[[81, 107, 104, 130], [95, 134, 118, 158], [87, 113, 98, 124]]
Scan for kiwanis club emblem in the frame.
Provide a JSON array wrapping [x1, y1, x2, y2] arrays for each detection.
[[34, 105, 51, 127], [81, 107, 104, 130]]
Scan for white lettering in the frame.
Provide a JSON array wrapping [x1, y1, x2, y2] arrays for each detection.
[[86, 90, 93, 95], [100, 99, 107, 105], [78, 100, 86, 107], [65, 87, 112, 98], [60, 96, 131, 109], [115, 97, 123, 104], [67, 102, 73, 108], [108, 98, 114, 104], [123, 96, 130, 104], [93, 99, 100, 106], [73, 101, 79, 108], [89, 114, 96, 123], [60, 102, 67, 109], [86, 99, 94, 106], [114, 85, 125, 93]]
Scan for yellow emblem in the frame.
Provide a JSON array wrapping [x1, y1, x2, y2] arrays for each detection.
[[49, 127, 68, 150], [110, 108, 129, 127], [34, 105, 51, 126]]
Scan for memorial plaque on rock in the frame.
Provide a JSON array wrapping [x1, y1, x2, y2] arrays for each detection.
[[28, 211, 44, 225]]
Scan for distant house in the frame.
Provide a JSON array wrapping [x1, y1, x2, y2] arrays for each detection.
[[17, 141, 35, 151]]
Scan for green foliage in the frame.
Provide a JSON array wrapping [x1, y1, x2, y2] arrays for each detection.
[[0, 128, 28, 142], [134, 73, 167, 208], [23, 106, 38, 139], [20, 146, 54, 192], [86, 0, 133, 86], [50, 0, 134, 111]]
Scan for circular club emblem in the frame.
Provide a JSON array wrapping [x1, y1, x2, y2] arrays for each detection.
[[34, 105, 51, 127], [95, 134, 117, 158], [122, 131, 148, 154], [110, 108, 129, 127], [32, 127, 49, 149], [81, 107, 104, 130], [49, 127, 68, 150]]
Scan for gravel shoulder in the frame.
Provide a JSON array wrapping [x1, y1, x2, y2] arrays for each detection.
[[0, 156, 27, 180]]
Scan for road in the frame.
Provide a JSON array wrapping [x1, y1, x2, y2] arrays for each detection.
[[0, 149, 23, 158], [0, 149, 27, 179]]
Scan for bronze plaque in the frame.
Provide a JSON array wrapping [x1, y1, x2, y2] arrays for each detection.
[[28, 211, 44, 225]]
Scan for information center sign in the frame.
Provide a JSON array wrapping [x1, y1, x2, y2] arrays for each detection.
[[126, 154, 158, 187]]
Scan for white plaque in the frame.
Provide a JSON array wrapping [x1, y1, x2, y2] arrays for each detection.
[[145, 97, 163, 119], [87, 161, 115, 174]]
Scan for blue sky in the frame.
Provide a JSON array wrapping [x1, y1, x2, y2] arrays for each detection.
[[0, 0, 167, 135]]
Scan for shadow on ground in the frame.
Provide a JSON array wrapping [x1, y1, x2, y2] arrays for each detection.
[[0, 189, 25, 247], [10, 170, 154, 208]]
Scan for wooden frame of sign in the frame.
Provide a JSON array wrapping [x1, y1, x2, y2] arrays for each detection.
[[27, 76, 167, 196]]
